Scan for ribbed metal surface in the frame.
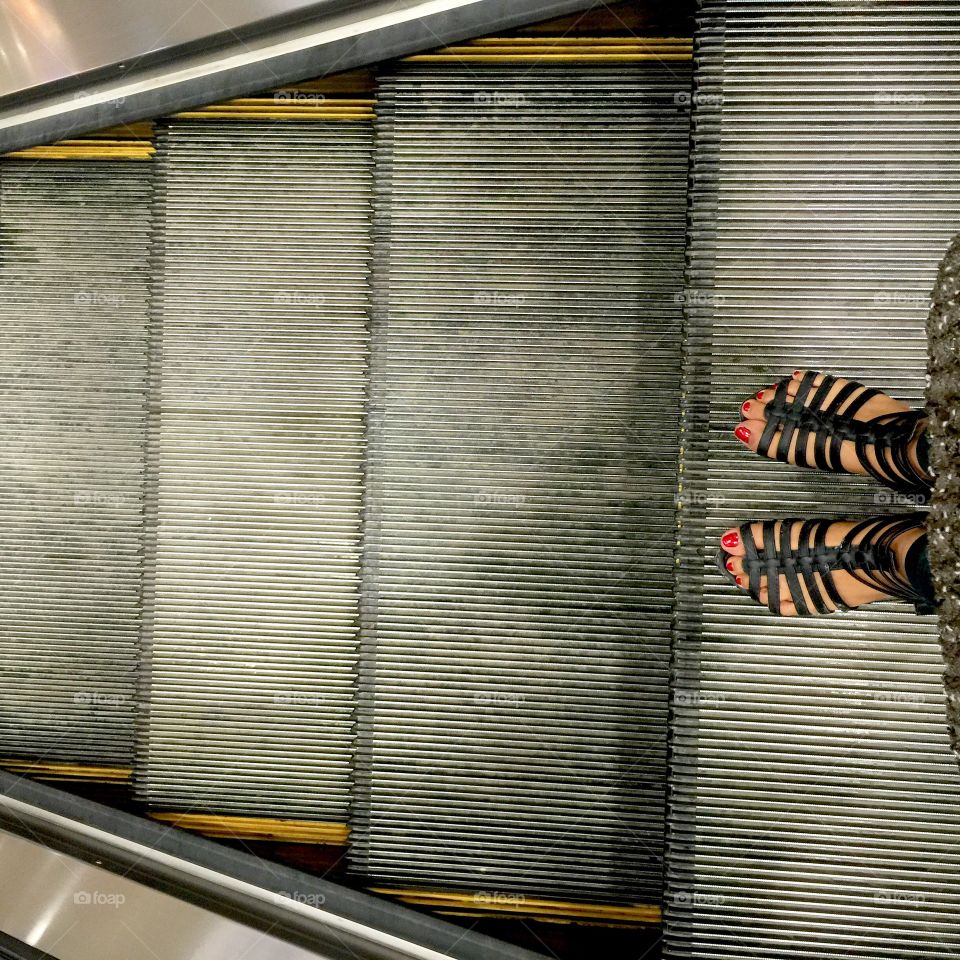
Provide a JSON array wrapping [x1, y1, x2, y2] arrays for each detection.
[[0, 162, 152, 763], [666, 3, 960, 956], [135, 122, 371, 819], [352, 63, 691, 901]]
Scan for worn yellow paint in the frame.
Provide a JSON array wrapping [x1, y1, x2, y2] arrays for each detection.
[[468, 36, 692, 45], [4, 144, 154, 160], [226, 98, 374, 107], [408, 53, 692, 62], [171, 97, 375, 122], [372, 888, 662, 925], [0, 760, 132, 782], [3, 119, 155, 160], [404, 36, 692, 63], [149, 812, 350, 844], [172, 111, 372, 121]]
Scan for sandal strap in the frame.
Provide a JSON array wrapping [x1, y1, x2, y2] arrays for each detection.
[[854, 410, 931, 498], [838, 514, 932, 611], [740, 518, 843, 617], [737, 514, 930, 616], [756, 370, 932, 497]]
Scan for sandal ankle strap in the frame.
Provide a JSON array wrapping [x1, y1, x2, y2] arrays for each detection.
[[854, 409, 932, 500], [839, 514, 934, 613]]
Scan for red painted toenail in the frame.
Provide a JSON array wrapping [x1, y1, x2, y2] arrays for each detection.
[[726, 559, 735, 572], [756, 390, 764, 400], [735, 425, 751, 444], [742, 401, 751, 414], [735, 576, 743, 587], [721, 531, 739, 549], [793, 370, 802, 377]]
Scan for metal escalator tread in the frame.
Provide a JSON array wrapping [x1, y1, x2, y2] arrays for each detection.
[[666, 2, 960, 956], [0, 161, 152, 764], [135, 121, 371, 820], [352, 62, 691, 901]]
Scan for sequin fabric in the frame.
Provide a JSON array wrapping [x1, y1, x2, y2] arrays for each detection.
[[926, 233, 960, 761]]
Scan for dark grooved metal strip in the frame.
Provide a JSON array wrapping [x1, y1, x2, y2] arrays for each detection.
[[135, 122, 371, 820], [0, 162, 152, 763], [666, 3, 960, 956], [352, 63, 691, 902]]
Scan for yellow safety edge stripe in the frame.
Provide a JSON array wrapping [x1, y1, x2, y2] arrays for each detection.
[[170, 98, 374, 121], [407, 53, 692, 62], [149, 812, 351, 845], [3, 149, 154, 160], [0, 760, 133, 782], [404, 35, 692, 62], [372, 888, 662, 925], [469, 36, 692, 44]]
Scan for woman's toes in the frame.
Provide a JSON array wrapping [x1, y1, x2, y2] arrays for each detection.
[[734, 419, 766, 452], [779, 599, 799, 617], [756, 584, 797, 614], [791, 369, 820, 393], [755, 375, 801, 404], [740, 396, 767, 421], [724, 555, 745, 578], [720, 528, 746, 555]]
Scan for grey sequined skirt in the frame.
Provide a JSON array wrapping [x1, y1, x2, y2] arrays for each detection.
[[926, 233, 960, 760]]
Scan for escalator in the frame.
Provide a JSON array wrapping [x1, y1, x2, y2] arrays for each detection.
[[0, 1, 958, 959], [0, 9, 691, 942]]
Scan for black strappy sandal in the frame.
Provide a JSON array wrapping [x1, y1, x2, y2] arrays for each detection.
[[717, 514, 936, 616], [757, 371, 933, 499]]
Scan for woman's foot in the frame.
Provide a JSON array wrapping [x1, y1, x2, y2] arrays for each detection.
[[718, 515, 929, 617], [735, 370, 931, 494]]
